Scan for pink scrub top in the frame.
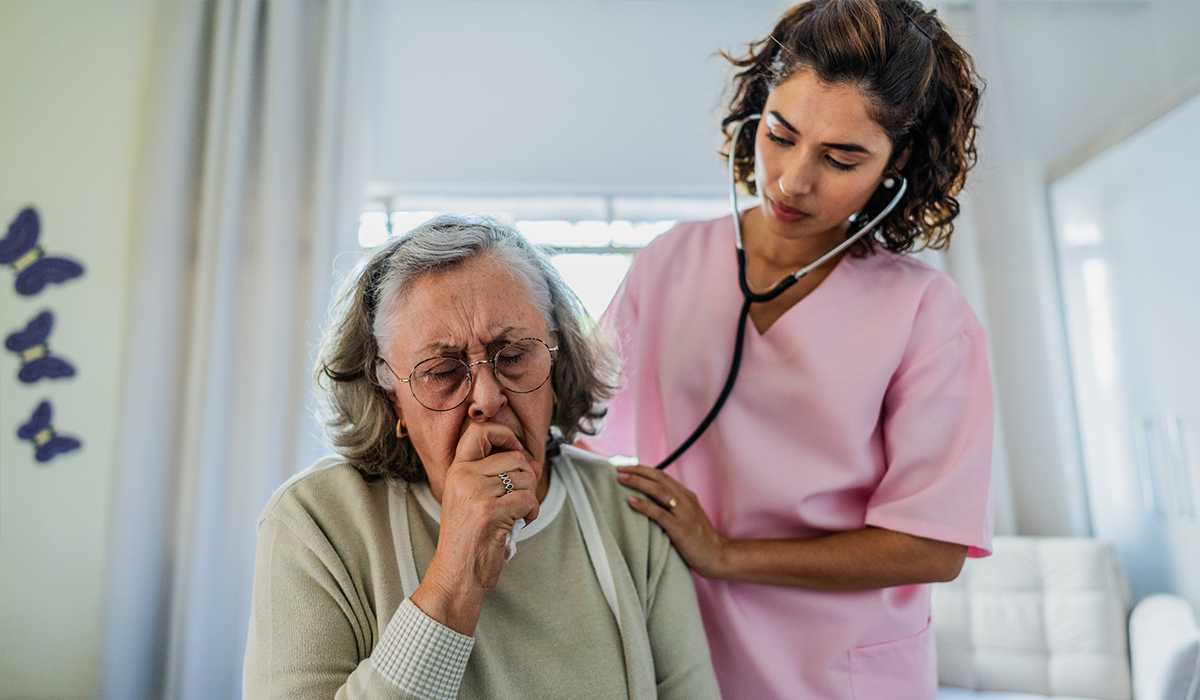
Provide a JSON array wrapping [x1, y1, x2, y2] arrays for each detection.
[[582, 217, 994, 700]]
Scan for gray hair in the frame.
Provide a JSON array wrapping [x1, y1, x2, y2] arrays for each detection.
[[316, 214, 618, 482]]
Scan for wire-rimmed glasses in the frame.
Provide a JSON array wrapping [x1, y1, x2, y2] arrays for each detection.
[[382, 338, 557, 412]]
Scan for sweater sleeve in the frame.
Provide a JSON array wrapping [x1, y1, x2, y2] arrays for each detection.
[[644, 527, 722, 699], [243, 514, 473, 700]]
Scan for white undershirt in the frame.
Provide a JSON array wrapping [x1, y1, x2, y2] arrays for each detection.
[[411, 468, 568, 558]]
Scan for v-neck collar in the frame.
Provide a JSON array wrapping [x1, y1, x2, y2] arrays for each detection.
[[726, 214, 854, 340]]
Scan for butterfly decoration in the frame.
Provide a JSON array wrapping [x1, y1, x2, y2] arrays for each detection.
[[17, 400, 82, 463], [1, 207, 85, 296], [5, 310, 76, 383]]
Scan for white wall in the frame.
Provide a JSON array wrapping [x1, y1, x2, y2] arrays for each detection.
[[0, 2, 155, 697], [943, 0, 1200, 535], [1049, 91, 1200, 605], [373, 0, 793, 195]]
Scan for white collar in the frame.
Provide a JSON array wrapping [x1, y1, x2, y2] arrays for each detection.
[[410, 462, 567, 544]]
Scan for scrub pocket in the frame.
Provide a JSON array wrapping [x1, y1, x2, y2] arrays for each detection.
[[848, 617, 937, 700]]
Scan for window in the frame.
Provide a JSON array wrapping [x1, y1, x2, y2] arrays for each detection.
[[358, 194, 737, 321]]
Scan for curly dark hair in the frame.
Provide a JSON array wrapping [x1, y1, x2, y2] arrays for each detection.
[[721, 0, 982, 252], [316, 214, 618, 482]]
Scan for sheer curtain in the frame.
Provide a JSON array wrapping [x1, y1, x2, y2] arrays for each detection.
[[100, 2, 377, 698]]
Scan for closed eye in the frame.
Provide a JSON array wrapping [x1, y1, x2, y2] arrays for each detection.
[[826, 156, 857, 172], [767, 131, 858, 172]]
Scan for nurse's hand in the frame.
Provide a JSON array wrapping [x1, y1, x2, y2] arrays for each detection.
[[616, 465, 730, 579], [619, 464, 970, 590]]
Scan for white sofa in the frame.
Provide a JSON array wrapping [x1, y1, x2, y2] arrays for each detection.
[[933, 537, 1199, 700]]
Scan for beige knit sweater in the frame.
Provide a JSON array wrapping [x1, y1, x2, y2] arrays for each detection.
[[243, 447, 720, 699]]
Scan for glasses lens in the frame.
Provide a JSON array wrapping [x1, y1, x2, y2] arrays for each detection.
[[411, 357, 470, 410], [495, 339, 553, 394]]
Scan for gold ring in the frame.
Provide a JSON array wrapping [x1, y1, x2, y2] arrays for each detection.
[[667, 497, 678, 510]]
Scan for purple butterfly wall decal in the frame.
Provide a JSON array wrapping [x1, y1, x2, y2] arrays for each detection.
[[5, 311, 76, 383], [1, 207, 85, 296], [17, 400, 82, 463]]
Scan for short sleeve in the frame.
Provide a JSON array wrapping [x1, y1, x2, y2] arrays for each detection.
[[865, 299, 995, 558]]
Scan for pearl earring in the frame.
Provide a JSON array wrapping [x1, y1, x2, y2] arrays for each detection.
[[882, 177, 896, 189]]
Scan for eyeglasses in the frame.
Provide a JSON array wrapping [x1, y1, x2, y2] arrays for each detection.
[[382, 338, 557, 412]]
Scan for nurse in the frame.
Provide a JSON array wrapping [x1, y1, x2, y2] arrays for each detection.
[[581, 0, 993, 698]]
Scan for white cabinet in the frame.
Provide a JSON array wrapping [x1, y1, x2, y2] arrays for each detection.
[[1049, 92, 1200, 607]]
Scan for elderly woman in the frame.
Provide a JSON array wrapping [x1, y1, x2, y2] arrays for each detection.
[[242, 215, 719, 700]]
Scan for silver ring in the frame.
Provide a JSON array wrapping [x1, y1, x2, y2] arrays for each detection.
[[498, 472, 514, 495]]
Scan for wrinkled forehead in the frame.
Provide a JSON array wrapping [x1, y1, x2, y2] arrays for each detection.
[[383, 255, 548, 360]]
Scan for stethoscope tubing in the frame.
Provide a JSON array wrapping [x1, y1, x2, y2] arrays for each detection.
[[654, 114, 908, 470]]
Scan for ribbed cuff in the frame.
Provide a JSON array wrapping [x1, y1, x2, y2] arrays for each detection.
[[371, 598, 474, 700]]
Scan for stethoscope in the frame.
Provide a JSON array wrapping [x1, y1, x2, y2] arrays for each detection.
[[654, 114, 909, 470]]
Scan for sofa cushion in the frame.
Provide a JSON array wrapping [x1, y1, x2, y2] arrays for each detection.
[[933, 537, 1132, 700]]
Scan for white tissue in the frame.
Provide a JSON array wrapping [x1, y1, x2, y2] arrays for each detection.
[[504, 518, 525, 561]]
